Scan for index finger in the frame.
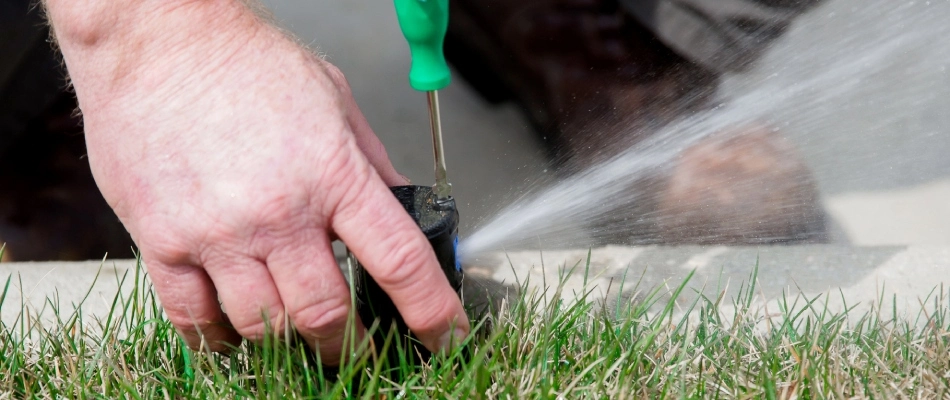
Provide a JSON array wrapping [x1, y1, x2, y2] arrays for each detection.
[[331, 168, 469, 353]]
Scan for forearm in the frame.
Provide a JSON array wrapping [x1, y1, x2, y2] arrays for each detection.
[[43, 0, 270, 113]]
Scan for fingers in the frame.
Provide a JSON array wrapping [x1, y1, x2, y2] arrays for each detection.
[[152, 237, 363, 365], [200, 255, 288, 343], [265, 230, 364, 366], [332, 173, 470, 353], [145, 259, 241, 352]]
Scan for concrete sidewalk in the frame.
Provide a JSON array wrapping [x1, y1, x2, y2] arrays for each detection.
[[465, 245, 950, 320], [3, 245, 948, 326]]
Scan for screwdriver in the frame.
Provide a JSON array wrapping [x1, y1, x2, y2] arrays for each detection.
[[394, 0, 452, 200], [351, 0, 463, 370]]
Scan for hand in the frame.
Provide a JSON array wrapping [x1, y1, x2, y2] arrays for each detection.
[[45, 0, 469, 364]]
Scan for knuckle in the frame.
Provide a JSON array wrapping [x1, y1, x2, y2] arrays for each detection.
[[233, 319, 269, 341], [230, 305, 287, 340], [321, 150, 373, 216], [165, 307, 215, 333], [166, 312, 198, 332], [402, 294, 458, 336], [292, 296, 350, 337], [145, 241, 194, 267], [321, 63, 352, 93], [255, 197, 295, 226], [323, 139, 360, 182], [372, 236, 433, 289], [247, 195, 307, 243], [136, 222, 195, 265]]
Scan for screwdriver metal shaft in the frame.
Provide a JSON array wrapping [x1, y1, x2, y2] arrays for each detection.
[[427, 90, 451, 200]]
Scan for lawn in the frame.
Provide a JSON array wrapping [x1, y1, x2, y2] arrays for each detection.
[[2, 252, 949, 399]]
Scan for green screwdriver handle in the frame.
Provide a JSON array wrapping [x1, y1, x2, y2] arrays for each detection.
[[394, 0, 451, 91]]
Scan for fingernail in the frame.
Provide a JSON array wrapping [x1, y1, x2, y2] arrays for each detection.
[[438, 328, 468, 350], [399, 174, 411, 185]]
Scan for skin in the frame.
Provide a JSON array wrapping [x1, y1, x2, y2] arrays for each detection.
[[43, 0, 469, 365]]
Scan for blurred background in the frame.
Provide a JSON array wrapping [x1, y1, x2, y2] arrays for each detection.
[[258, 0, 950, 247]]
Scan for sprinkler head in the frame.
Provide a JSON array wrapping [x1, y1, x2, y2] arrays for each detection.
[[351, 185, 462, 367]]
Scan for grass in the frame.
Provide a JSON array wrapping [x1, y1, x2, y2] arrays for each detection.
[[2, 251, 950, 399]]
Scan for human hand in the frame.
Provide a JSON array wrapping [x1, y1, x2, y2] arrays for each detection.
[[45, 0, 469, 364]]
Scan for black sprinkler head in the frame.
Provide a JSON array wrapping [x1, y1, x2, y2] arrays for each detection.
[[352, 185, 462, 366]]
